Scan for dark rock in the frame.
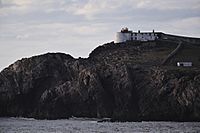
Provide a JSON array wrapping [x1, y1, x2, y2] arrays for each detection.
[[0, 41, 200, 121]]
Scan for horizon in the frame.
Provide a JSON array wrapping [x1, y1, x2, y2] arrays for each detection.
[[0, 0, 200, 71]]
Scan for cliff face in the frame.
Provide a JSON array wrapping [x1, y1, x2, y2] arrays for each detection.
[[0, 40, 200, 121]]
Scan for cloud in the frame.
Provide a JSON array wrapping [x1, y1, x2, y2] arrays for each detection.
[[71, 0, 123, 19], [6, 0, 32, 6], [16, 34, 29, 40], [0, 0, 200, 71], [1, 0, 199, 36], [0, 0, 30, 16], [170, 17, 200, 36], [62, 0, 200, 19], [1, 0, 199, 21], [135, 0, 200, 10]]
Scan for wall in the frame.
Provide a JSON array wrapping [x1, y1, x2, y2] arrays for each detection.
[[115, 32, 131, 43], [161, 33, 200, 45], [115, 32, 158, 43]]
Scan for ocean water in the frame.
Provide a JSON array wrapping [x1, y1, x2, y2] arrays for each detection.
[[0, 117, 200, 133]]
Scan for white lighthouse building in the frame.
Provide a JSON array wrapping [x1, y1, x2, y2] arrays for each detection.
[[115, 28, 158, 43]]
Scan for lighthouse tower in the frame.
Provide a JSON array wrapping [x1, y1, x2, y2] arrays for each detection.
[[115, 27, 132, 43]]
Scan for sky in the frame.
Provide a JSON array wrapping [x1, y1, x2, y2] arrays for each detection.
[[0, 0, 200, 71]]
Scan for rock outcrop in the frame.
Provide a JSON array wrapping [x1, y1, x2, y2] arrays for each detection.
[[0, 40, 200, 121]]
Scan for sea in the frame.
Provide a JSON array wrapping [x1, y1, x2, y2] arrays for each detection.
[[0, 117, 200, 133]]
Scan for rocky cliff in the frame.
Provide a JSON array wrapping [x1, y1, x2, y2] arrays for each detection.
[[0, 40, 200, 121]]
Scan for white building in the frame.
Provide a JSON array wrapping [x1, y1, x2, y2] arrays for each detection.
[[115, 28, 158, 43], [177, 62, 192, 67]]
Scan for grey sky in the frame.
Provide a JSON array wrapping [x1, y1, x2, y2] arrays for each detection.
[[0, 0, 200, 71]]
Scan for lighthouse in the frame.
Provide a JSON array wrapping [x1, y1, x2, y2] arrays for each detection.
[[115, 28, 158, 43]]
